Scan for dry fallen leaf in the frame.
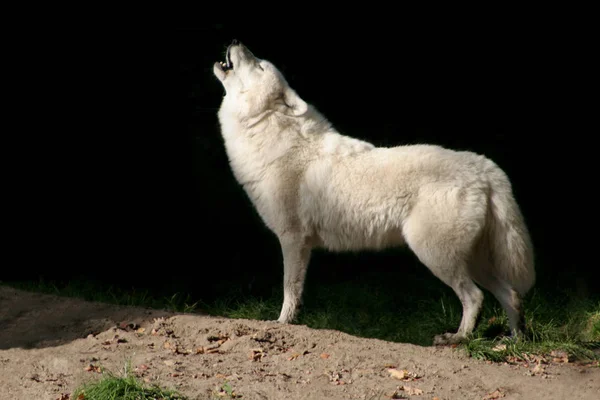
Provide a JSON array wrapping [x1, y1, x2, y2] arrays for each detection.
[[320, 353, 330, 359], [529, 361, 547, 377], [84, 365, 101, 373], [165, 343, 192, 355], [532, 363, 544, 373], [483, 388, 506, 399], [506, 356, 521, 364], [388, 369, 407, 380], [492, 344, 507, 352], [550, 350, 570, 364], [324, 370, 345, 385], [249, 348, 266, 361], [388, 368, 420, 381], [207, 333, 229, 343], [401, 385, 424, 395]]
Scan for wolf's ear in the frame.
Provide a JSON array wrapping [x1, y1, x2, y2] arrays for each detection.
[[282, 87, 307, 116]]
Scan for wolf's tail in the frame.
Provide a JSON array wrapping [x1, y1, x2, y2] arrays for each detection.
[[486, 165, 535, 296]]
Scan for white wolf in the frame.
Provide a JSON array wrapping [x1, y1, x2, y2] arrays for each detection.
[[213, 39, 535, 345]]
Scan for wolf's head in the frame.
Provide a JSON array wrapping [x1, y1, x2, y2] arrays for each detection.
[[213, 40, 307, 118]]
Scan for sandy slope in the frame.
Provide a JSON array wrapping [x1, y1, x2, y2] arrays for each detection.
[[0, 286, 598, 400]]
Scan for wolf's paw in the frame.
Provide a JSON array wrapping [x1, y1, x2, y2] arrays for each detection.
[[276, 316, 293, 324], [433, 332, 467, 346]]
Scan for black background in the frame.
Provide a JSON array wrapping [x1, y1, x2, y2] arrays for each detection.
[[8, 23, 595, 299]]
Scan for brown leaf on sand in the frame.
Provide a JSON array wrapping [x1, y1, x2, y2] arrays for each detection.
[[287, 349, 310, 360], [529, 361, 547, 377], [401, 385, 424, 395], [324, 370, 345, 385], [136, 364, 149, 372], [207, 333, 229, 343], [174, 346, 192, 355], [320, 353, 330, 359], [550, 350, 571, 364], [388, 385, 424, 397], [84, 364, 101, 373], [483, 388, 506, 399], [164, 342, 192, 355], [249, 348, 266, 362], [492, 344, 507, 352], [387, 368, 420, 381]]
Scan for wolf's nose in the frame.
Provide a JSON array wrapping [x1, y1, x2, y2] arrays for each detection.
[[231, 39, 239, 45]]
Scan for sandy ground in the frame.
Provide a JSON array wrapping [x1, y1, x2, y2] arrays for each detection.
[[0, 286, 598, 400]]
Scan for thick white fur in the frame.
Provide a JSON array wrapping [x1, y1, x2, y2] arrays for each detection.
[[213, 42, 535, 344]]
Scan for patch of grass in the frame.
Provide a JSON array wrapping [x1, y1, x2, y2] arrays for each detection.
[[463, 293, 600, 362], [73, 361, 185, 400], [4, 278, 199, 314]]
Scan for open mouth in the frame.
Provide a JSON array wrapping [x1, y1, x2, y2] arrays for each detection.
[[219, 47, 234, 72]]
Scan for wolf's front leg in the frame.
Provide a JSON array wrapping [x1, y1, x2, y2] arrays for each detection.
[[276, 236, 311, 324]]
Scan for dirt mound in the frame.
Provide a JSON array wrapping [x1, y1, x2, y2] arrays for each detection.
[[0, 286, 597, 399]]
